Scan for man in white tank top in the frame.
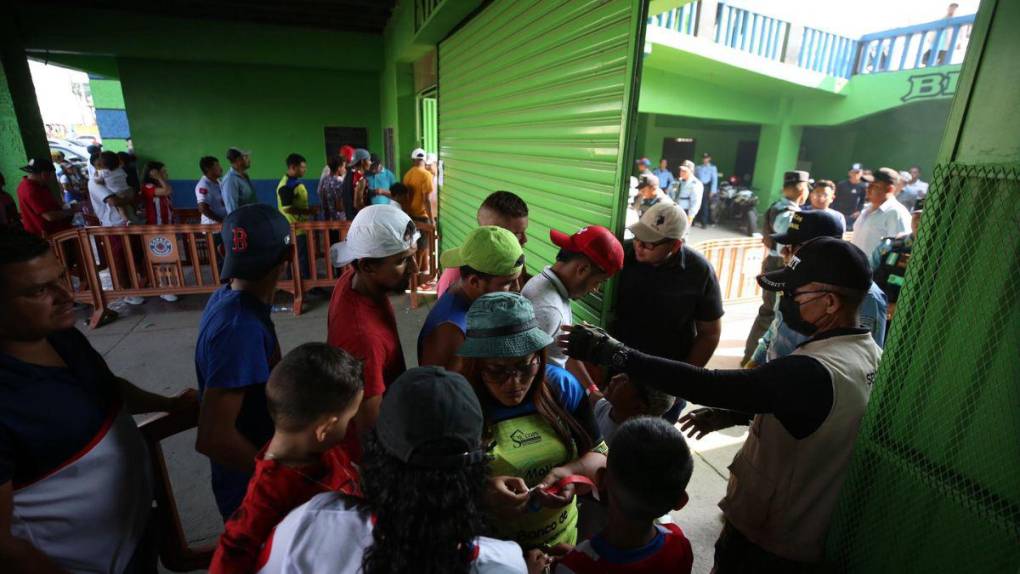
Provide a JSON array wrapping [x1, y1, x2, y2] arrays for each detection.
[[561, 236, 882, 572]]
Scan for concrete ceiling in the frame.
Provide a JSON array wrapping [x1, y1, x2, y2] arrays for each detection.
[[17, 0, 396, 34]]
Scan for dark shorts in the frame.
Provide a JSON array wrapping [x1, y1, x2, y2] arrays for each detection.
[[714, 521, 825, 574]]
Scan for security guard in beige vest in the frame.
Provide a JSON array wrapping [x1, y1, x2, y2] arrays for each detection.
[[560, 236, 881, 572]]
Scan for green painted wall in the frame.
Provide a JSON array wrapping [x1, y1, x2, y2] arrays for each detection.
[[89, 78, 124, 108], [117, 57, 381, 183], [828, 1, 1020, 570], [801, 99, 952, 182], [634, 113, 760, 179], [0, 58, 27, 196], [642, 40, 960, 128]]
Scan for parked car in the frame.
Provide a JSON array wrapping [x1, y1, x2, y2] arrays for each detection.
[[70, 135, 100, 147], [48, 138, 91, 161]]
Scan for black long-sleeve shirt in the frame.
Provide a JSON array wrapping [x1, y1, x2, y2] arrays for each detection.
[[623, 328, 869, 439]]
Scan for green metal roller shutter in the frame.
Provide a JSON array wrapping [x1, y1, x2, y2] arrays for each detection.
[[438, 0, 647, 325]]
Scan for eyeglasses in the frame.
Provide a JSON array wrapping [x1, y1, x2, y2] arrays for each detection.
[[481, 356, 541, 384]]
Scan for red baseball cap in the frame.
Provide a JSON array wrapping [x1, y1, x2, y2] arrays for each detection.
[[550, 225, 624, 276]]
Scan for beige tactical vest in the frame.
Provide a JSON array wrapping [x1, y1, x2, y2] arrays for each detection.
[[719, 332, 882, 562]]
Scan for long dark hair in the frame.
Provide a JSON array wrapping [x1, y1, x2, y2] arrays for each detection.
[[460, 348, 594, 456], [360, 431, 489, 574], [142, 161, 165, 186]]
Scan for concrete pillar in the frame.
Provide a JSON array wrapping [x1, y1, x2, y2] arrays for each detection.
[[751, 109, 803, 214], [0, 16, 49, 170]]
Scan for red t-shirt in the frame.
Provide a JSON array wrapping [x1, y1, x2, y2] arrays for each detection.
[[555, 523, 693, 574], [141, 182, 174, 225], [17, 177, 69, 237], [327, 267, 407, 461], [209, 445, 361, 574]]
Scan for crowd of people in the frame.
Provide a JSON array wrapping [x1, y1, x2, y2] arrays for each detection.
[[1, 141, 442, 309], [633, 155, 928, 235], [0, 134, 924, 571]]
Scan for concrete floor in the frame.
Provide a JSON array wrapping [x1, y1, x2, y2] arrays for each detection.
[[80, 267, 757, 573]]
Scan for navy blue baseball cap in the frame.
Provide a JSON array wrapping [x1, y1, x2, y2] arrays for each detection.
[[758, 237, 871, 293], [220, 204, 293, 281], [770, 210, 846, 245]]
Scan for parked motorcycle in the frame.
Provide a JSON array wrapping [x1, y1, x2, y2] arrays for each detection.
[[712, 179, 758, 236]]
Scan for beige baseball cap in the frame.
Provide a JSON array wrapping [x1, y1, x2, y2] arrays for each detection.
[[628, 202, 689, 242]]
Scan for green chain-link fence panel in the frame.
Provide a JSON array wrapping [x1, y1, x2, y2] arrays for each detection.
[[826, 163, 1020, 572]]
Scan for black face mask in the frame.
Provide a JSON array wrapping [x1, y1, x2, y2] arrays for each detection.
[[780, 290, 827, 336]]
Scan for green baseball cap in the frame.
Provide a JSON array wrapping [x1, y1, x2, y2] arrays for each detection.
[[458, 292, 553, 358], [440, 226, 525, 277]]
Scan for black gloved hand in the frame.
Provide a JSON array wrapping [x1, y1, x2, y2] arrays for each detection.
[[563, 324, 628, 367]]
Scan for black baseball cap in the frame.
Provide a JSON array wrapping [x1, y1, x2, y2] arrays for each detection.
[[376, 366, 486, 469], [20, 158, 55, 174], [758, 236, 871, 293], [872, 167, 900, 186], [770, 210, 846, 245], [220, 204, 292, 281], [783, 170, 811, 186]]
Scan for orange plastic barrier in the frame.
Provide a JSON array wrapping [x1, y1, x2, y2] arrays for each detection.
[[48, 211, 438, 328], [691, 237, 767, 302]]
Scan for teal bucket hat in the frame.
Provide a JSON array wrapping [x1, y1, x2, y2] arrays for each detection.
[[458, 292, 553, 358]]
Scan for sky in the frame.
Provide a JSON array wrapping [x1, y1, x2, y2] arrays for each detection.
[[725, 0, 981, 36]]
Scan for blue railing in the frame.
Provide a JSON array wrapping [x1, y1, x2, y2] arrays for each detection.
[[647, 3, 975, 79], [798, 27, 858, 79], [648, 1, 699, 36], [713, 3, 789, 62], [855, 14, 975, 74]]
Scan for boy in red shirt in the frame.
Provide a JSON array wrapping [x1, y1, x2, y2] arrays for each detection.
[[210, 342, 365, 574], [327, 205, 418, 461], [556, 417, 694, 574]]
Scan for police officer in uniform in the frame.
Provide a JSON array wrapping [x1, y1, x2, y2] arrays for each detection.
[[560, 236, 882, 573], [872, 198, 923, 323], [741, 170, 810, 364]]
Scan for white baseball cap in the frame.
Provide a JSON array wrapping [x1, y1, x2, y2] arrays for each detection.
[[411, 148, 427, 161], [629, 201, 689, 241], [330, 205, 421, 267]]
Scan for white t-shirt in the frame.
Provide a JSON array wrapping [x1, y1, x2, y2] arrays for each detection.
[[89, 176, 128, 227], [194, 176, 226, 224], [521, 267, 573, 368], [257, 492, 527, 574], [851, 197, 912, 259]]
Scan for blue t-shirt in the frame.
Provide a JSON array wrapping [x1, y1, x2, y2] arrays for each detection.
[[366, 168, 397, 193], [417, 290, 472, 362], [0, 328, 117, 486], [195, 285, 280, 518]]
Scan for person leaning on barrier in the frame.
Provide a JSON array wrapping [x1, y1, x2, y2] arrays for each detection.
[[0, 228, 197, 573], [560, 236, 882, 572]]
